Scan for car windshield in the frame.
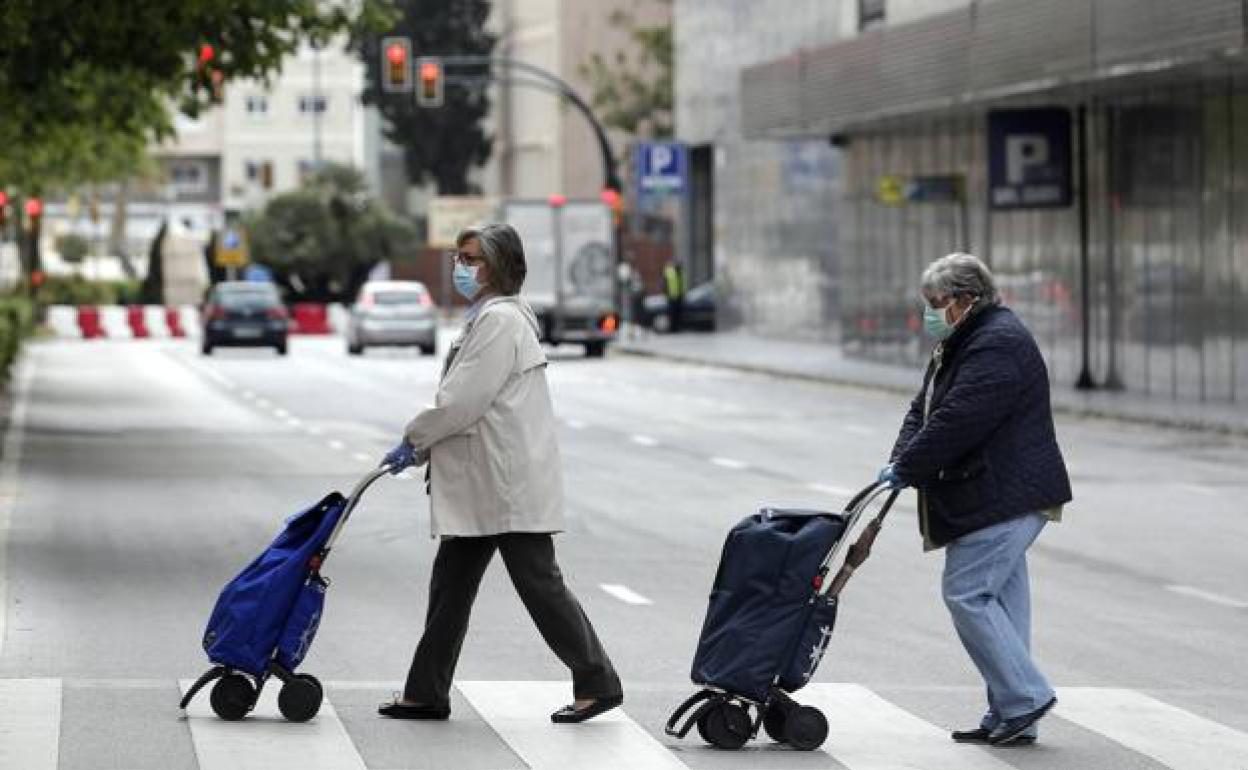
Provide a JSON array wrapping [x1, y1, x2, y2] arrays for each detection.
[[216, 288, 279, 309], [371, 290, 425, 306]]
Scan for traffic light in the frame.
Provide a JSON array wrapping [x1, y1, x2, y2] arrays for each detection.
[[417, 57, 444, 107], [25, 197, 42, 235], [0, 191, 8, 231], [381, 37, 411, 92], [196, 42, 223, 102]]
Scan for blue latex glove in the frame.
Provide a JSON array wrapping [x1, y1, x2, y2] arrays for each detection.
[[877, 463, 905, 490], [382, 440, 417, 475]]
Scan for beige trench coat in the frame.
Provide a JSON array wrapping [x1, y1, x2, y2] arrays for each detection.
[[403, 296, 564, 537]]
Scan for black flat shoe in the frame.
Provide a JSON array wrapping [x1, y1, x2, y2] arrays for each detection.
[[952, 727, 1035, 745], [550, 694, 623, 724], [989, 697, 1056, 745], [378, 700, 450, 720]]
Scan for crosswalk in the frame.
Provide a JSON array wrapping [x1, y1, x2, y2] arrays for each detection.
[[2, 679, 1248, 770]]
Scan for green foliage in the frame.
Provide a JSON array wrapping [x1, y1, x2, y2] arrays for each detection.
[[56, 233, 91, 263], [0, 294, 36, 379], [0, 0, 395, 193], [245, 162, 417, 301], [31, 275, 141, 306], [354, 1, 495, 193], [578, 3, 674, 139]]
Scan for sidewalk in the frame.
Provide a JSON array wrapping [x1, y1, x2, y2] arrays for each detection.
[[613, 329, 1248, 437]]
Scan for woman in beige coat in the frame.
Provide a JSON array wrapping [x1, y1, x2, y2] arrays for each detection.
[[377, 223, 622, 723]]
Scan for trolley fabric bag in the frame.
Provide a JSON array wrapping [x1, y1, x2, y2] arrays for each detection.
[[691, 508, 846, 703], [202, 492, 346, 676]]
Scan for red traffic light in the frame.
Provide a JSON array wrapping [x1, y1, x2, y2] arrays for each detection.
[[198, 43, 215, 64], [599, 188, 621, 210], [25, 197, 42, 218], [548, 194, 567, 208], [386, 42, 407, 64], [0, 192, 8, 207], [419, 60, 441, 81]]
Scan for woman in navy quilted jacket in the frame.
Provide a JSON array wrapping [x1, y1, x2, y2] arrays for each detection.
[[880, 253, 1072, 747]]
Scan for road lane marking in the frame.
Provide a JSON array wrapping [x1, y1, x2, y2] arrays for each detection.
[[564, 419, 587, 430], [242, 390, 255, 399], [808, 482, 855, 498], [1057, 687, 1248, 770], [179, 680, 366, 770], [456, 681, 688, 770], [798, 684, 1017, 770], [327, 440, 346, 451], [307, 426, 324, 436], [351, 452, 371, 463], [599, 584, 653, 605], [1165, 584, 1248, 609], [709, 456, 747, 470], [630, 435, 659, 447], [0, 678, 60, 770], [285, 417, 303, 427], [0, 360, 34, 659], [274, 408, 291, 419], [256, 398, 272, 408]]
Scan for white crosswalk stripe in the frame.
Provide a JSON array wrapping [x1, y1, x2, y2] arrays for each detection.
[[799, 683, 1018, 770], [0, 678, 60, 770], [179, 679, 367, 770], [3, 678, 1247, 769], [457, 681, 689, 770], [1056, 687, 1248, 770]]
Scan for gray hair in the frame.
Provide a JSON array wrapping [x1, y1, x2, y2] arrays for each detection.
[[920, 252, 999, 304], [456, 223, 527, 295]]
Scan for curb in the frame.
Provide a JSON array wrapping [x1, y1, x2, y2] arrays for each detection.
[[613, 344, 1248, 438]]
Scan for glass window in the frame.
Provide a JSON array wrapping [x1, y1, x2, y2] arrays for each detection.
[[245, 94, 268, 117], [170, 162, 206, 194], [298, 94, 328, 115], [859, 0, 885, 30]]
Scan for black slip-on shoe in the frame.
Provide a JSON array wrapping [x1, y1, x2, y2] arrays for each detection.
[[989, 697, 1056, 745], [952, 727, 1035, 745], [550, 694, 623, 724], [378, 701, 450, 720]]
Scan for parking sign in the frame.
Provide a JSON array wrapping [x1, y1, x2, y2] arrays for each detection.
[[988, 108, 1072, 209], [636, 141, 688, 195]]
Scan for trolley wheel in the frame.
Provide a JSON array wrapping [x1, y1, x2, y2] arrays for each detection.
[[703, 702, 752, 750], [784, 705, 828, 751], [209, 674, 255, 721], [763, 702, 789, 743], [278, 674, 323, 722]]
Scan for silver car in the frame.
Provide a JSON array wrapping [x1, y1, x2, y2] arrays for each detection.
[[347, 280, 438, 355]]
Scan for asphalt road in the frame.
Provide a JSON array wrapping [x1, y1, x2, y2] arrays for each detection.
[[2, 333, 1247, 770]]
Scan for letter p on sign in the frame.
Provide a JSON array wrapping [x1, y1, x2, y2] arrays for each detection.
[[1006, 134, 1049, 184]]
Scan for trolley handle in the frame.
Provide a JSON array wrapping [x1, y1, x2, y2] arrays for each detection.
[[320, 464, 394, 557], [814, 481, 900, 598]]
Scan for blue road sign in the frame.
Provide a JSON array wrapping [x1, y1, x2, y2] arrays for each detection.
[[636, 141, 688, 196], [988, 108, 1072, 209]]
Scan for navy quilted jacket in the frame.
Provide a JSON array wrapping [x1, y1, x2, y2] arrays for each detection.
[[889, 303, 1072, 548]]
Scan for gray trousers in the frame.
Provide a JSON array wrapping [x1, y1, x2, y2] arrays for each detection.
[[404, 532, 622, 707]]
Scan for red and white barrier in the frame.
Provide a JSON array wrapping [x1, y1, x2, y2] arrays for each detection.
[[44, 303, 353, 339]]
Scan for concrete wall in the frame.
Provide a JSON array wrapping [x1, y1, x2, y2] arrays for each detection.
[[674, 0, 847, 340]]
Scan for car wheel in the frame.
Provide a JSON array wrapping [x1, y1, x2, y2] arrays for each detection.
[[652, 313, 671, 333], [348, 342, 364, 356], [419, 344, 436, 356], [584, 341, 606, 358], [276, 342, 288, 356], [201, 342, 213, 356]]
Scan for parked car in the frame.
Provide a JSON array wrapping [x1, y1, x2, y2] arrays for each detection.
[[347, 280, 438, 355], [640, 282, 717, 332], [201, 281, 289, 356]]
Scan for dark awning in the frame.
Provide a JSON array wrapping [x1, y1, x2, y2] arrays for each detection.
[[741, 0, 1247, 138]]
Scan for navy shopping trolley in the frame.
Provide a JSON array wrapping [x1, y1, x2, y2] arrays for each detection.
[[179, 465, 390, 722], [665, 481, 899, 751]]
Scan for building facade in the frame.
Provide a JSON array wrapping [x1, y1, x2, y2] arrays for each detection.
[[673, 1, 847, 338], [483, 0, 671, 200], [727, 0, 1247, 405]]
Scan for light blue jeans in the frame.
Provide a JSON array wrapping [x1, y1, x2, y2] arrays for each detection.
[[943, 512, 1053, 736]]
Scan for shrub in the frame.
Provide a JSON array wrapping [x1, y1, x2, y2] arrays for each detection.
[[56, 233, 90, 263]]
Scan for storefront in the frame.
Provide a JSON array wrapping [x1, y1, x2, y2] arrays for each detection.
[[741, 0, 1248, 404]]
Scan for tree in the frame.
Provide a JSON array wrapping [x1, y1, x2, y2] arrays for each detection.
[[355, 1, 495, 194], [0, 0, 394, 193], [578, 3, 673, 140], [245, 163, 416, 302]]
